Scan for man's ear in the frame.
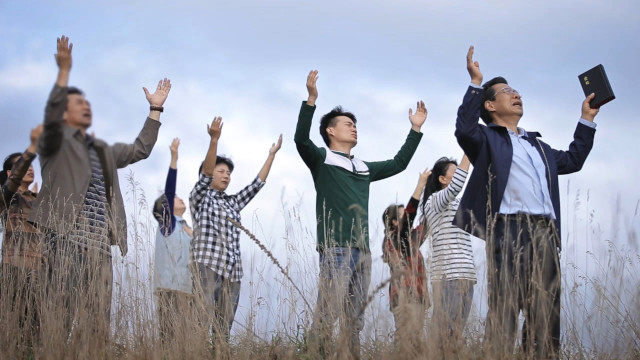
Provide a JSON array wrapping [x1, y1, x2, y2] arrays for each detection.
[[484, 100, 495, 113], [326, 126, 335, 137]]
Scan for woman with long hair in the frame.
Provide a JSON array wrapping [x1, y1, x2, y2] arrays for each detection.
[[421, 154, 476, 356], [382, 168, 430, 355], [0, 125, 44, 356]]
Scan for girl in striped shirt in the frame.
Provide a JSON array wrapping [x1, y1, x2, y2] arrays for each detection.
[[421, 154, 476, 354]]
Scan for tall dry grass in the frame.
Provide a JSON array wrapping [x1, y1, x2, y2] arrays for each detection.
[[0, 173, 638, 359]]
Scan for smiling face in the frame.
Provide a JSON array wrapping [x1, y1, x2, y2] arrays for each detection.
[[327, 115, 358, 148], [486, 83, 523, 121], [64, 93, 92, 130], [210, 163, 231, 191]]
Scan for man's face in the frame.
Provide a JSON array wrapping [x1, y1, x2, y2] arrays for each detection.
[[488, 83, 523, 119], [63, 93, 92, 130], [210, 163, 231, 191], [328, 116, 357, 148]]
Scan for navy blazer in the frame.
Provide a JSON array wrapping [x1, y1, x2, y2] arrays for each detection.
[[453, 86, 596, 247]]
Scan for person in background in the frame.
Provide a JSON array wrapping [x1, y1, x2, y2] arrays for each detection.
[[0, 125, 44, 356], [152, 138, 194, 346], [421, 154, 476, 357], [189, 116, 282, 351], [382, 168, 431, 357]]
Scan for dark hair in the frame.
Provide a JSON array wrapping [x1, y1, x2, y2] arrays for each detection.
[[421, 157, 458, 215], [67, 87, 84, 96], [382, 203, 404, 256], [319, 106, 357, 146], [382, 204, 404, 232], [0, 152, 23, 185], [480, 76, 508, 124], [198, 155, 235, 176]]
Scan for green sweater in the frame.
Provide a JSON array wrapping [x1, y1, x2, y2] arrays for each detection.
[[294, 101, 423, 250]]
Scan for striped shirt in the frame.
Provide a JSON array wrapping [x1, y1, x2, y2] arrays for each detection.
[[423, 167, 476, 282], [189, 173, 264, 282], [65, 137, 110, 256]]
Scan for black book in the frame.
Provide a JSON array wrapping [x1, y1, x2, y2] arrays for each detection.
[[578, 64, 615, 108]]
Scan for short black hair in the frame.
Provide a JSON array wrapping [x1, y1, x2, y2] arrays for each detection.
[[67, 86, 84, 96], [480, 76, 508, 124], [319, 106, 357, 146], [198, 155, 235, 176], [0, 152, 22, 185]]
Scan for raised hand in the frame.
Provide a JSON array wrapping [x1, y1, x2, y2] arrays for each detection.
[[408, 100, 427, 132], [269, 134, 283, 155], [418, 167, 432, 187], [169, 137, 180, 169], [466, 46, 483, 85], [55, 35, 73, 71], [143, 78, 172, 107], [412, 167, 432, 200], [306, 70, 319, 106], [581, 93, 600, 122], [27, 124, 44, 155], [30, 124, 44, 147], [207, 116, 223, 141]]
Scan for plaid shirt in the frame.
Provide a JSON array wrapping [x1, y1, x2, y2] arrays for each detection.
[[189, 173, 264, 282], [383, 197, 429, 309]]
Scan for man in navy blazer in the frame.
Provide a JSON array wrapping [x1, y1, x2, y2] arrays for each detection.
[[454, 46, 599, 359]]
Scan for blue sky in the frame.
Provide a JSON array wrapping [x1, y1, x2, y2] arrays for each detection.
[[1, 0, 639, 346]]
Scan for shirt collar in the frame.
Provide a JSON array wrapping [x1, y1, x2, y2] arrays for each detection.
[[331, 150, 354, 159]]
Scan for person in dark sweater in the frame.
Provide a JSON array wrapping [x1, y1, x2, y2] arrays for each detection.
[[295, 70, 427, 358]]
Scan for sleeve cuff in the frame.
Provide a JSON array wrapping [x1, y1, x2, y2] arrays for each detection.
[[470, 83, 482, 89], [579, 118, 597, 128]]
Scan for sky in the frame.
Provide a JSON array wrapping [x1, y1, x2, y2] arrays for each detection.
[[1, 0, 639, 349]]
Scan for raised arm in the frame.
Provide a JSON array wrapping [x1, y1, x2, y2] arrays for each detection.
[[294, 70, 324, 170], [367, 102, 425, 181], [157, 138, 180, 235], [40, 36, 73, 155], [454, 46, 486, 162], [257, 134, 283, 182], [1, 126, 42, 209], [428, 154, 470, 213], [202, 117, 222, 176], [402, 168, 431, 230]]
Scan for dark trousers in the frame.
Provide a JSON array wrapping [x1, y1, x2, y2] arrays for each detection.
[[484, 214, 561, 359]]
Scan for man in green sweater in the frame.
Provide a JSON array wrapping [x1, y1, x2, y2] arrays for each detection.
[[295, 70, 427, 358]]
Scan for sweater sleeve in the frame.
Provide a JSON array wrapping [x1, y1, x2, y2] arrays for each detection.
[[367, 129, 423, 182], [427, 167, 468, 213], [294, 101, 324, 171]]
